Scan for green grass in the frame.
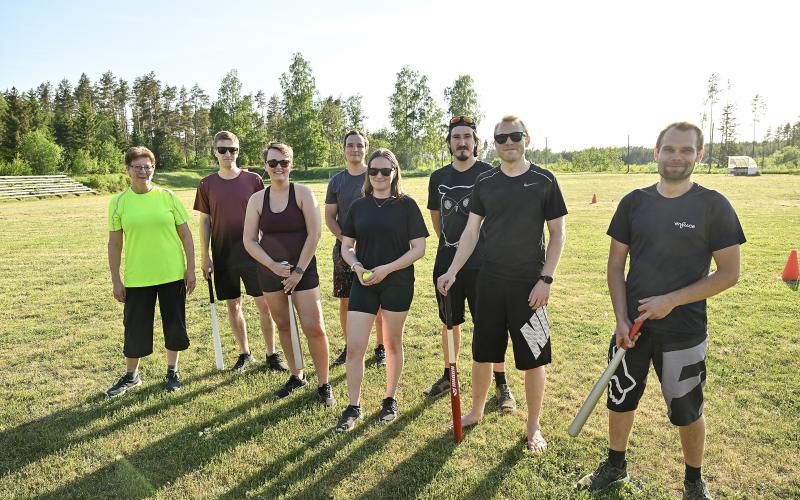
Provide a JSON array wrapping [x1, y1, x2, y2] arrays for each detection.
[[0, 174, 798, 499]]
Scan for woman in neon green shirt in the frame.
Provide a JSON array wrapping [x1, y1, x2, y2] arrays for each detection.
[[106, 146, 196, 397]]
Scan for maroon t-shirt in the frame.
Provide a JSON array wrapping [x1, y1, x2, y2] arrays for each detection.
[[194, 170, 264, 270]]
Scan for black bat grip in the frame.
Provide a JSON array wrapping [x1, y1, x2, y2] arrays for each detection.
[[442, 291, 453, 329], [207, 275, 215, 304]]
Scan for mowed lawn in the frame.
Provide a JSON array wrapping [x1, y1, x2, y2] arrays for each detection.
[[0, 173, 798, 499]]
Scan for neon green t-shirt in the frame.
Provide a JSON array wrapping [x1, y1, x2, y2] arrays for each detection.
[[108, 186, 190, 287]]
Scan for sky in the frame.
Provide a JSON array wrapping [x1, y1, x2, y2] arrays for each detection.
[[2, 0, 798, 151]]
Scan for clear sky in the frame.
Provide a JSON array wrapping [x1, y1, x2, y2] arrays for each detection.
[[2, 0, 798, 150]]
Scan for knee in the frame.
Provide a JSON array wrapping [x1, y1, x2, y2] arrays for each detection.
[[226, 299, 242, 313]]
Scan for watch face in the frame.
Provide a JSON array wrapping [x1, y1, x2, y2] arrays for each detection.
[[540, 275, 553, 284]]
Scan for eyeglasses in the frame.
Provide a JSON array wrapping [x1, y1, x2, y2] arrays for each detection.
[[368, 167, 394, 177], [128, 165, 153, 172], [216, 147, 239, 155], [266, 159, 291, 168], [450, 115, 476, 125], [494, 132, 526, 144]]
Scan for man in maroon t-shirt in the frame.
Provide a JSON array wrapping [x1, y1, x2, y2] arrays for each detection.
[[194, 131, 287, 372]]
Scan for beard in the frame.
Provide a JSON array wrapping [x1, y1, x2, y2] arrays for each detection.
[[455, 149, 471, 161], [659, 160, 695, 181]]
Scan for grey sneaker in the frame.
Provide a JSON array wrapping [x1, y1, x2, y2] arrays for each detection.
[[317, 383, 336, 407], [374, 344, 386, 366], [496, 383, 517, 412], [577, 459, 629, 492], [378, 397, 399, 423], [164, 371, 182, 392], [106, 373, 142, 397], [331, 348, 347, 367], [423, 374, 451, 398], [683, 478, 712, 500], [266, 352, 289, 372], [231, 353, 254, 372], [275, 374, 307, 398], [335, 404, 362, 432]]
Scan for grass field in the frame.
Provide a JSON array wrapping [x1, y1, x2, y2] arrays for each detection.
[[0, 173, 798, 499]]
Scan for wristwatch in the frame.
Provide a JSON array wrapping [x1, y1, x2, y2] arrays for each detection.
[[538, 275, 553, 284], [291, 266, 304, 275]]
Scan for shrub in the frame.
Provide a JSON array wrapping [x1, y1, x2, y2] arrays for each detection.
[[18, 130, 63, 174]]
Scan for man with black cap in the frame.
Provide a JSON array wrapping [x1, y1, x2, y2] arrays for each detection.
[[424, 116, 517, 412]]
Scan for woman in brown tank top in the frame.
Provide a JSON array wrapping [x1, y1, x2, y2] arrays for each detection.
[[243, 143, 333, 406]]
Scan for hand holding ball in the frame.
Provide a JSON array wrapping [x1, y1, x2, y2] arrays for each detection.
[[362, 271, 373, 281]]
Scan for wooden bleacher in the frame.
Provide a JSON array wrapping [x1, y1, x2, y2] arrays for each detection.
[[0, 175, 96, 200]]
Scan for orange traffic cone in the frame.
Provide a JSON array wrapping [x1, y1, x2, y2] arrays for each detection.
[[591, 194, 597, 204], [782, 250, 799, 281]]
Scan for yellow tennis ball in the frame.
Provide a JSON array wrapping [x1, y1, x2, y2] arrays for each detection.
[[362, 271, 373, 280]]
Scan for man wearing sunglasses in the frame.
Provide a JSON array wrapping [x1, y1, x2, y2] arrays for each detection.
[[194, 131, 287, 373], [425, 116, 517, 412], [437, 115, 567, 452], [324, 130, 386, 368]]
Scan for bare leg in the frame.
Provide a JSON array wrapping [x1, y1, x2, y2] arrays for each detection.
[[609, 409, 636, 451], [226, 298, 251, 355], [525, 366, 547, 451], [263, 292, 301, 377], [679, 415, 706, 468], [125, 357, 140, 373], [345, 311, 374, 405], [375, 309, 385, 346], [253, 295, 276, 354], [459, 361, 492, 427], [380, 310, 409, 398], [339, 298, 349, 343], [293, 287, 330, 384]]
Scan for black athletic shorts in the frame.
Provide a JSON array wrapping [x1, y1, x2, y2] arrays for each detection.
[[606, 328, 707, 426], [213, 265, 261, 300], [332, 243, 354, 298], [257, 257, 320, 293], [433, 268, 478, 326], [473, 271, 552, 370], [348, 280, 414, 314], [123, 279, 190, 358]]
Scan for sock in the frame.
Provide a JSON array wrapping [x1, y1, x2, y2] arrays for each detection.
[[126, 370, 137, 379], [443, 367, 451, 379], [167, 364, 176, 374], [685, 464, 701, 482], [608, 448, 626, 469], [494, 371, 507, 386]]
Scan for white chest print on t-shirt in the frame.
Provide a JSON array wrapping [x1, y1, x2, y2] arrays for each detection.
[[438, 184, 473, 248], [673, 221, 697, 229]]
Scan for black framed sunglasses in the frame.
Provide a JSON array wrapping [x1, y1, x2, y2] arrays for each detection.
[[494, 132, 526, 144], [266, 159, 291, 168], [450, 115, 476, 125], [368, 167, 394, 177], [216, 147, 239, 155]]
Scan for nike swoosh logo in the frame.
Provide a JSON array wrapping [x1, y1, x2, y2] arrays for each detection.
[[524, 182, 537, 187]]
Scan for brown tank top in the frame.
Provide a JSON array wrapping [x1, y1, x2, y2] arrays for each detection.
[[259, 183, 308, 265]]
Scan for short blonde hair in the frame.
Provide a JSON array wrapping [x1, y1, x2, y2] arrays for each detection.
[[262, 142, 294, 163], [214, 130, 239, 146], [494, 115, 528, 136]]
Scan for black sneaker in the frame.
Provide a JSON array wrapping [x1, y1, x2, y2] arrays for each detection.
[[231, 353, 254, 372], [331, 348, 347, 367], [266, 352, 289, 372], [374, 344, 386, 366], [576, 459, 629, 492], [105, 373, 142, 397], [496, 383, 517, 412], [423, 374, 451, 398], [317, 383, 336, 407], [275, 374, 307, 398], [683, 478, 712, 500], [378, 397, 399, 423], [164, 371, 182, 392], [335, 404, 362, 432]]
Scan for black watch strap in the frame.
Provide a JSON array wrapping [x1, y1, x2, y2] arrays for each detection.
[[291, 266, 304, 275], [538, 275, 553, 284]]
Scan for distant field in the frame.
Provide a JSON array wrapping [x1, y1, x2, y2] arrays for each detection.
[[0, 173, 797, 498]]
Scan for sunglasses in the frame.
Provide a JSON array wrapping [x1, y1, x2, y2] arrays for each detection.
[[494, 132, 526, 144], [266, 159, 291, 168], [450, 115, 476, 125], [216, 147, 239, 155], [368, 167, 394, 177], [129, 165, 153, 172]]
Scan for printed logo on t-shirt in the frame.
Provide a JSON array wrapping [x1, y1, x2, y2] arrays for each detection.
[[523, 182, 537, 187], [674, 221, 697, 229], [438, 184, 473, 248]]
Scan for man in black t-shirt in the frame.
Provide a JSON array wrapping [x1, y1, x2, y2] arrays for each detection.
[[424, 116, 517, 412], [437, 115, 568, 452], [578, 122, 745, 500]]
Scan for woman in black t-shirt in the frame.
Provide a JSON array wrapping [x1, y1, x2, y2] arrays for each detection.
[[335, 148, 429, 431]]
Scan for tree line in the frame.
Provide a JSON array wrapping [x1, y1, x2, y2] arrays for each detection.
[[2, 58, 799, 177]]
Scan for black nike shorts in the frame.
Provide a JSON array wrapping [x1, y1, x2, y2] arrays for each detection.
[[605, 327, 708, 426]]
